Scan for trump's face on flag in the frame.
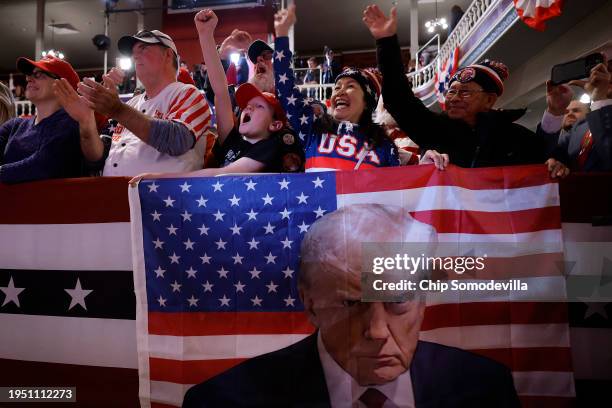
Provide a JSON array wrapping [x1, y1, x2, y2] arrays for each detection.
[[298, 204, 436, 386]]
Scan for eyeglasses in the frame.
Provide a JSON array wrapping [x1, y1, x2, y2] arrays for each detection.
[[444, 88, 486, 99], [27, 70, 60, 80]]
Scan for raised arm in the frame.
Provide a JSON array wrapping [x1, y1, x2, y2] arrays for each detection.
[[273, 4, 314, 141], [195, 9, 234, 143], [363, 5, 442, 149]]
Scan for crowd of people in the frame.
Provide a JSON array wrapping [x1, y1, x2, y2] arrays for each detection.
[[0, 4, 611, 185]]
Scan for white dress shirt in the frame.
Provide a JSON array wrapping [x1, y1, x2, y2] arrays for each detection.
[[317, 332, 416, 408]]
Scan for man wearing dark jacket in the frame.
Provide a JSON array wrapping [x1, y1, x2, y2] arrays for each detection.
[[539, 60, 612, 171], [363, 5, 567, 177], [183, 204, 519, 408]]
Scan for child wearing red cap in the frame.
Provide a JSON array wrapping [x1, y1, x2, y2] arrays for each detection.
[[130, 9, 298, 183]]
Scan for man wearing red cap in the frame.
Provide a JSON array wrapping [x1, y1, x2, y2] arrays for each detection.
[[0, 56, 96, 184]]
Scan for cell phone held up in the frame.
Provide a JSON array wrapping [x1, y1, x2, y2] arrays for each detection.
[[550, 53, 604, 85]]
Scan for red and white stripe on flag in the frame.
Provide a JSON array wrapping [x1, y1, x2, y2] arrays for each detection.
[[128, 165, 574, 408], [435, 46, 460, 109], [514, 0, 564, 31]]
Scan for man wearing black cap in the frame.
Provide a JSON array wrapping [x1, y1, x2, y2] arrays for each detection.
[[0, 56, 93, 184], [57, 30, 212, 177], [364, 5, 569, 177], [246, 39, 276, 93]]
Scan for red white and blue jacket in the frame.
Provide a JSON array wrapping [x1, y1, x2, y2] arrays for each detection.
[[273, 37, 400, 172]]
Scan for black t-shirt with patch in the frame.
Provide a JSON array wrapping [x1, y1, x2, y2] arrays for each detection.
[[213, 127, 283, 172]]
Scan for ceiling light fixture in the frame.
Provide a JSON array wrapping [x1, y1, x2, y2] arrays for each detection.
[[42, 20, 65, 59], [424, 0, 448, 34]]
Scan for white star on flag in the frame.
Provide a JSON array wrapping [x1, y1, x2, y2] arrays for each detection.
[[153, 238, 164, 249], [282, 267, 295, 278], [247, 238, 260, 249], [187, 295, 199, 307], [198, 224, 210, 235], [297, 221, 310, 233], [262, 193, 274, 205], [229, 194, 241, 206], [170, 281, 182, 292], [314, 206, 327, 218], [230, 223, 242, 235], [0, 277, 25, 307], [213, 210, 225, 221], [148, 182, 159, 193], [185, 267, 198, 278], [179, 182, 191, 192], [278, 178, 290, 189], [167, 224, 178, 235], [245, 180, 257, 191], [65, 278, 93, 311], [234, 281, 246, 293], [200, 253, 212, 264], [296, 192, 309, 204], [183, 238, 195, 250], [281, 237, 293, 249], [265, 252, 277, 264], [286, 95, 297, 105], [279, 208, 291, 219], [266, 281, 279, 293], [212, 181, 224, 192], [219, 295, 231, 307], [284, 295, 296, 307], [232, 253, 244, 264], [275, 50, 285, 61], [157, 295, 167, 307], [163, 196, 175, 207], [154, 267, 166, 278], [299, 114, 309, 125], [251, 295, 263, 306], [215, 238, 227, 250], [246, 209, 258, 220], [249, 267, 262, 279], [263, 222, 276, 234], [278, 73, 289, 83], [151, 210, 161, 221], [312, 177, 325, 188], [169, 252, 181, 264], [181, 210, 192, 222], [217, 267, 229, 278], [196, 195, 208, 207], [202, 281, 214, 292]]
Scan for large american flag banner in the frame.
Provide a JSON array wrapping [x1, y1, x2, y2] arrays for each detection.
[[129, 164, 575, 408]]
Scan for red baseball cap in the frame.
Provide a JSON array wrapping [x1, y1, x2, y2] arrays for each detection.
[[16, 56, 80, 90], [236, 83, 287, 124]]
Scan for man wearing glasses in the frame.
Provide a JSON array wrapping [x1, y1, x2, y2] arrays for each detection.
[[0, 56, 95, 184], [55, 30, 212, 176], [364, 5, 569, 178]]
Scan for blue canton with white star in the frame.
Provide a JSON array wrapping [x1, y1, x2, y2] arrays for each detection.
[[138, 173, 337, 313]]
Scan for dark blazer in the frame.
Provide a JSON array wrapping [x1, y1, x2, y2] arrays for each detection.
[[183, 334, 520, 408], [542, 105, 612, 171], [376, 34, 548, 168]]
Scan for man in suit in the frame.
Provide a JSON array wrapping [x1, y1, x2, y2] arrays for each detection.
[[183, 204, 519, 408], [541, 59, 612, 172]]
